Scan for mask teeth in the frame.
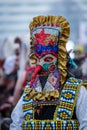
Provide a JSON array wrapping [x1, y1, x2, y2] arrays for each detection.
[[30, 65, 42, 87]]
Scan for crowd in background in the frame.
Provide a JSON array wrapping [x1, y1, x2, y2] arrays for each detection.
[[0, 36, 36, 129], [0, 36, 87, 129]]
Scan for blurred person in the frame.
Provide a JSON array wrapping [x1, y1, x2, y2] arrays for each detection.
[[3, 43, 20, 96], [10, 16, 87, 130], [0, 44, 20, 117], [66, 41, 83, 79], [14, 37, 29, 77], [74, 48, 86, 80], [0, 68, 11, 117], [8, 64, 35, 107], [3, 43, 20, 75], [67, 52, 84, 79], [8, 37, 35, 106]]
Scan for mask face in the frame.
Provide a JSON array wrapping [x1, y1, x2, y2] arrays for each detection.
[[32, 28, 59, 72], [36, 54, 58, 72]]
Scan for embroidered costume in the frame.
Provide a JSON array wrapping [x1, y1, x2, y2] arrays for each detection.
[[10, 16, 87, 130]]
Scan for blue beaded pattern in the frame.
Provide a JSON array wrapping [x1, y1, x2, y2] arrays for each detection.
[[22, 120, 79, 130], [56, 77, 82, 120]]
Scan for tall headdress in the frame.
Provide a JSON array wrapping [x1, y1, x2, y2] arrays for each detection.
[[29, 16, 70, 84]]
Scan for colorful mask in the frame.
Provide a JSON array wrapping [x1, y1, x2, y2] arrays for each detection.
[[29, 16, 70, 85], [31, 27, 60, 72]]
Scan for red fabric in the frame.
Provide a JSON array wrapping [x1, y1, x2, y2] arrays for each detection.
[[30, 65, 42, 87], [23, 66, 35, 87]]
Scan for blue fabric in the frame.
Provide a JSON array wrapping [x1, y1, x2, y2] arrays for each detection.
[[34, 43, 58, 55]]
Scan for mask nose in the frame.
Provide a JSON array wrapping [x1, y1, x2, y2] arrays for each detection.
[[30, 65, 42, 87]]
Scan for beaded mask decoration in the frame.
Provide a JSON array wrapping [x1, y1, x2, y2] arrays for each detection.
[[29, 16, 70, 85]]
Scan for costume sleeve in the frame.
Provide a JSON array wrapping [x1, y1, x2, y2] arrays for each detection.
[[10, 96, 24, 130], [76, 86, 87, 130]]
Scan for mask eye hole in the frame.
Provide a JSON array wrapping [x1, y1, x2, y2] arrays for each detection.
[[44, 57, 53, 62]]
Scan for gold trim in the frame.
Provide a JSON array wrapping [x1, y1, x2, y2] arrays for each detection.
[[24, 87, 59, 101], [29, 16, 70, 84]]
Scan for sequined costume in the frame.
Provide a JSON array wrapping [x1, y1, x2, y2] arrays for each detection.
[[10, 16, 87, 130]]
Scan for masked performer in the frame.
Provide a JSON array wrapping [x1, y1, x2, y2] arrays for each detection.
[[10, 15, 87, 130]]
